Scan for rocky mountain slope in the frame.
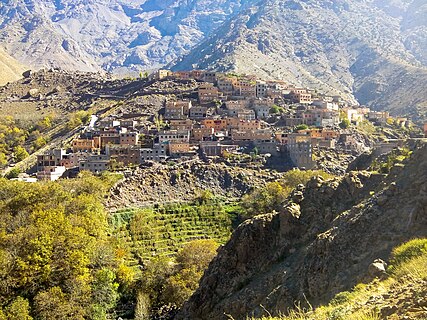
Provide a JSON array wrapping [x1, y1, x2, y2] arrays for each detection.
[[177, 142, 427, 319], [0, 0, 253, 73], [0, 47, 26, 86], [1, 0, 425, 115], [106, 159, 285, 210], [173, 0, 427, 118]]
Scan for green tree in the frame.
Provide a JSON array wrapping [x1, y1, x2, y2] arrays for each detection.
[[270, 105, 280, 114], [295, 124, 309, 131], [14, 146, 29, 162], [91, 269, 119, 319], [5, 167, 21, 179], [0, 152, 7, 168], [340, 119, 351, 129], [5, 297, 33, 320], [241, 181, 291, 218]]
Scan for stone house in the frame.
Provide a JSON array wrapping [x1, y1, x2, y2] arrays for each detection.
[[237, 109, 256, 120], [217, 76, 237, 95], [37, 149, 67, 172], [170, 119, 194, 131], [290, 91, 312, 104], [106, 145, 140, 165], [286, 133, 315, 169], [202, 72, 218, 83], [198, 84, 219, 104], [192, 127, 215, 141], [189, 106, 208, 119], [79, 155, 110, 173], [233, 79, 256, 97], [168, 142, 191, 156], [141, 143, 167, 162], [164, 100, 192, 119], [37, 166, 66, 181], [256, 80, 268, 98], [120, 132, 139, 146], [199, 142, 239, 157], [231, 129, 272, 141], [100, 129, 121, 147], [158, 130, 190, 144], [149, 69, 171, 80], [252, 99, 274, 119], [60, 152, 89, 169]]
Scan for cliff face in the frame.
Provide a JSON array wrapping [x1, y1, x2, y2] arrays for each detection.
[[177, 143, 427, 319]]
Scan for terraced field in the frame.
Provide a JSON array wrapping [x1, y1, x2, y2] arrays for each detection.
[[110, 201, 239, 263]]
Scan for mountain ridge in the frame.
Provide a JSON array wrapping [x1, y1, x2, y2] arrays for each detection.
[[0, 0, 426, 117]]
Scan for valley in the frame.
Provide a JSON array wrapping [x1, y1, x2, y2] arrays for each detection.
[[0, 1, 426, 319]]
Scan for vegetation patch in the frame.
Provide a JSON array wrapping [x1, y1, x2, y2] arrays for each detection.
[[110, 198, 235, 263]]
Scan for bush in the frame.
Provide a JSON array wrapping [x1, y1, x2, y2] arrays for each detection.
[[295, 124, 308, 131], [340, 119, 351, 129], [5, 167, 21, 179]]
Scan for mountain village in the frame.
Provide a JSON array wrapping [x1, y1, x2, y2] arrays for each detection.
[[34, 69, 412, 181]]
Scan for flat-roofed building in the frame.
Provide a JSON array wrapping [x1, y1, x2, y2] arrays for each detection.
[[79, 155, 110, 173], [120, 132, 139, 145], [189, 106, 208, 119], [170, 119, 194, 131], [164, 100, 192, 119], [198, 84, 219, 104]]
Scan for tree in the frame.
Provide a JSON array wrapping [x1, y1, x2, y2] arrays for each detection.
[[0, 152, 7, 168], [90, 269, 119, 319], [295, 124, 309, 131], [163, 240, 218, 307], [0, 177, 122, 320], [270, 105, 280, 114], [5, 297, 33, 320], [34, 287, 83, 320], [175, 239, 218, 272], [14, 146, 29, 162], [5, 167, 21, 179], [134, 292, 150, 320], [340, 119, 351, 129], [241, 181, 291, 218]]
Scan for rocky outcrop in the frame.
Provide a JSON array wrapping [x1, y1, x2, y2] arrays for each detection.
[[106, 160, 285, 210], [177, 143, 427, 319]]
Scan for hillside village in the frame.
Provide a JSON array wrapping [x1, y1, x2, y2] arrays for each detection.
[[32, 69, 415, 181]]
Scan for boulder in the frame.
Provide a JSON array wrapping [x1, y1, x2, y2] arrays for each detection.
[[22, 70, 32, 78], [368, 259, 387, 279]]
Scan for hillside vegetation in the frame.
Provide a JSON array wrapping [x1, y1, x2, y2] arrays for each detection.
[[110, 198, 235, 263], [0, 172, 228, 319], [255, 238, 427, 320]]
